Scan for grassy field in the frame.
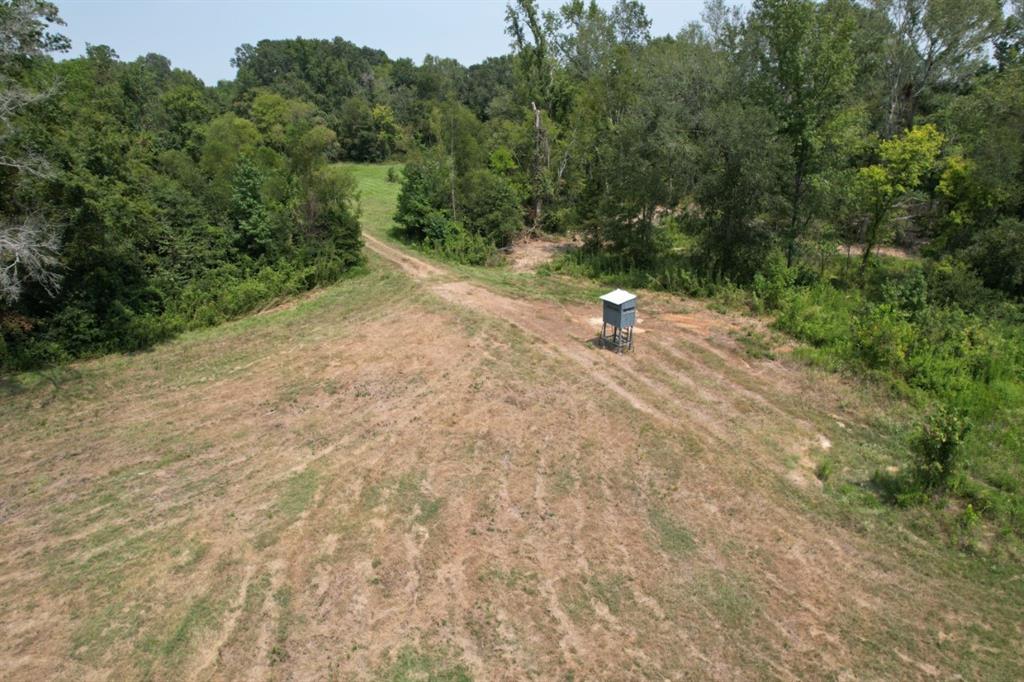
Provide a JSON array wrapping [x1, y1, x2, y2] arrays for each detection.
[[1, 163, 1021, 680]]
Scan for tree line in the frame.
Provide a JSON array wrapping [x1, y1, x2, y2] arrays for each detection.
[[396, 0, 1021, 289]]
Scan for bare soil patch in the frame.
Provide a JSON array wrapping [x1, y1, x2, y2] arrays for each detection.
[[505, 235, 577, 272], [840, 243, 916, 260]]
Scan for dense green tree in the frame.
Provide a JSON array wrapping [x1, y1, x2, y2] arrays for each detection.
[[744, 0, 857, 266], [395, 152, 452, 241], [229, 155, 271, 257], [852, 123, 944, 271], [231, 37, 389, 112], [459, 168, 521, 246], [336, 96, 398, 161], [461, 56, 515, 120], [199, 113, 261, 216]]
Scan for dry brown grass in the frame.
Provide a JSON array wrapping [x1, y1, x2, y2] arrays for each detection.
[[1, 166, 1021, 680]]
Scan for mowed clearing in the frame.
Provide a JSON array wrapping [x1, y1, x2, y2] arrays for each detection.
[[1, 165, 1021, 680]]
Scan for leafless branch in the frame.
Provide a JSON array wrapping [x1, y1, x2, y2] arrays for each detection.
[[0, 212, 62, 303]]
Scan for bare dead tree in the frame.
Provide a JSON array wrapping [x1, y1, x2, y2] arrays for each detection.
[[0, 0, 69, 303], [0, 84, 62, 302], [0, 212, 60, 303]]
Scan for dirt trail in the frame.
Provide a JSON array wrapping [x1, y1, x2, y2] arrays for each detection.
[[365, 234, 790, 435], [363, 233, 448, 279]]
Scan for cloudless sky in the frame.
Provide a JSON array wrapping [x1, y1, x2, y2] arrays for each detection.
[[55, 0, 716, 84]]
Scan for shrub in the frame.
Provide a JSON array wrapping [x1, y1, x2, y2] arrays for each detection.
[[394, 154, 451, 240], [425, 219, 495, 266], [774, 283, 855, 350], [957, 503, 981, 550], [815, 458, 834, 482], [852, 303, 914, 372], [879, 269, 927, 320], [923, 257, 995, 310], [966, 218, 1024, 298], [913, 406, 972, 490], [752, 253, 796, 312], [459, 169, 521, 247]]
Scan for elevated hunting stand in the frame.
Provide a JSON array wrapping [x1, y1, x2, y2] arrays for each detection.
[[599, 289, 636, 353]]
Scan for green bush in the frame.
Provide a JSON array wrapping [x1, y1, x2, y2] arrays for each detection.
[[774, 284, 853, 349], [966, 218, 1024, 298], [914, 406, 972, 490], [879, 270, 928, 320], [394, 154, 451, 241], [852, 303, 914, 372], [424, 218, 495, 266], [458, 169, 521, 247], [752, 254, 797, 312], [815, 458, 834, 482], [165, 264, 306, 329], [923, 258, 996, 310]]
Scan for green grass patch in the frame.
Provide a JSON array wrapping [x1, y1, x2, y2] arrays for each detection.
[[587, 572, 634, 616], [558, 571, 635, 623], [336, 162, 404, 240], [360, 470, 445, 528], [733, 327, 776, 360], [649, 507, 697, 556], [478, 566, 540, 596], [255, 468, 320, 548], [159, 595, 221, 660], [380, 646, 472, 682], [275, 469, 320, 521], [696, 571, 758, 630], [269, 585, 294, 665]]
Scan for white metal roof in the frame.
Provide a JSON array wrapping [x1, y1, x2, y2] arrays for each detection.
[[599, 288, 636, 305]]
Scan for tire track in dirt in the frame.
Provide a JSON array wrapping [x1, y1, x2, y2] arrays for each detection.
[[364, 234, 820, 458], [190, 563, 255, 681], [363, 233, 447, 279], [527, 438, 587, 672], [364, 240, 679, 424]]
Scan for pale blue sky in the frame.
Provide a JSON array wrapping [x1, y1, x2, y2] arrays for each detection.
[[55, 0, 716, 84]]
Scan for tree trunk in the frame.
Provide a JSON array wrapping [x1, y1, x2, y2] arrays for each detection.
[[786, 141, 809, 267], [859, 214, 881, 278], [449, 105, 457, 221], [530, 101, 544, 234]]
